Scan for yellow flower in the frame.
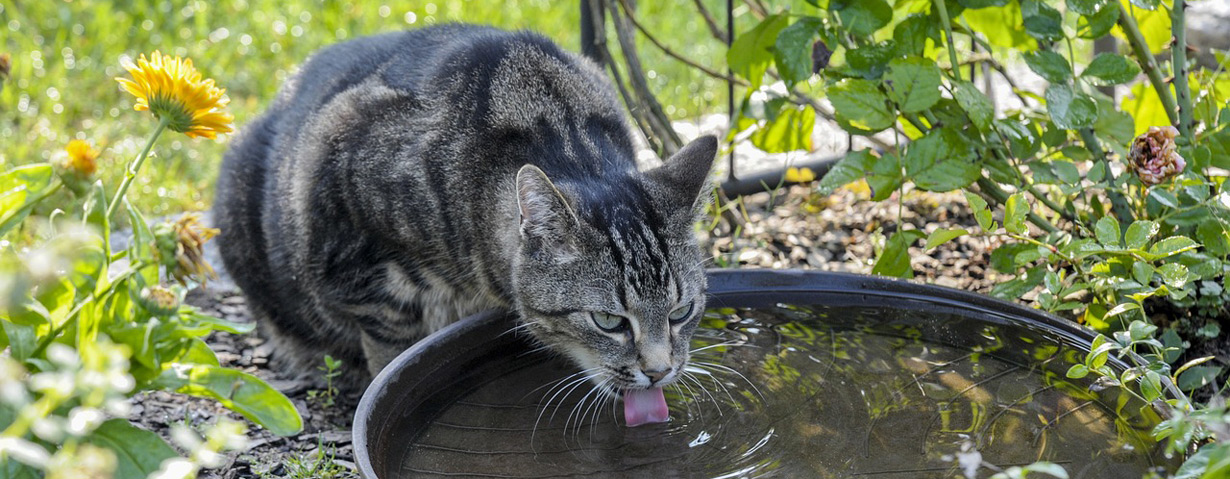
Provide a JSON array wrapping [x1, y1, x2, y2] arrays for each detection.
[[64, 139, 100, 176], [152, 212, 220, 286], [784, 167, 817, 183], [115, 51, 233, 139]]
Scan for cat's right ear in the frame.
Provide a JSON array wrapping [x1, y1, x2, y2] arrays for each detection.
[[515, 165, 580, 260]]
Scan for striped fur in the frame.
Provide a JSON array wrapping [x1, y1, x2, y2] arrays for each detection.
[[214, 25, 716, 388]]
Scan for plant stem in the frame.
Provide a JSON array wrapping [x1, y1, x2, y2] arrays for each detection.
[[29, 262, 147, 360], [935, 0, 961, 82], [105, 117, 168, 221], [976, 178, 1059, 233], [1117, 2, 1179, 127], [1171, 0, 1194, 141], [1078, 128, 1134, 221]]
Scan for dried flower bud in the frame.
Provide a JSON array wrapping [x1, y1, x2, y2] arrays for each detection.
[[1127, 126, 1186, 186], [138, 285, 181, 316], [811, 40, 832, 73], [152, 213, 219, 286]]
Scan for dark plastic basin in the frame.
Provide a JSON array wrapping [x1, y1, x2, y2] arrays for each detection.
[[354, 269, 1177, 478]]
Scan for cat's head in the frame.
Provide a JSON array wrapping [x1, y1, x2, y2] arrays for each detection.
[[510, 136, 717, 393]]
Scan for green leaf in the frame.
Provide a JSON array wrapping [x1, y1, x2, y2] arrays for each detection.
[[872, 230, 924, 278], [845, 41, 897, 80], [994, 118, 1041, 159], [817, 150, 874, 195], [837, 0, 892, 37], [1158, 263, 1190, 289], [866, 152, 904, 201], [964, 191, 996, 230], [727, 14, 789, 91], [86, 419, 179, 479], [1129, 319, 1158, 341], [1196, 221, 1230, 257], [1095, 216, 1121, 247], [1148, 236, 1199, 259], [952, 80, 994, 130], [1139, 370, 1163, 402], [1131, 261, 1155, 284], [1004, 192, 1029, 234], [1066, 363, 1090, 379], [774, 17, 823, 87], [1105, 302, 1141, 318], [1130, 0, 1159, 10], [828, 79, 895, 133], [750, 104, 816, 153], [1023, 51, 1073, 84], [1066, 0, 1109, 15], [1082, 53, 1141, 85], [1077, 3, 1119, 39], [904, 127, 980, 192], [892, 14, 933, 56], [1022, 462, 1070, 479], [1021, 0, 1064, 41], [963, 2, 1037, 50], [1150, 188, 1180, 208], [1176, 365, 1222, 392], [884, 57, 942, 113], [1045, 84, 1098, 130], [925, 228, 969, 250], [990, 266, 1045, 299], [0, 164, 57, 238], [155, 364, 304, 436]]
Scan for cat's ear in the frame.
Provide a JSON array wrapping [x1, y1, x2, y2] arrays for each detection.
[[516, 164, 580, 258], [649, 135, 718, 206]]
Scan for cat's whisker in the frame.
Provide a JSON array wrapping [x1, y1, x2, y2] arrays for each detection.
[[531, 369, 603, 446], [577, 378, 612, 439], [689, 340, 749, 354], [672, 378, 704, 423], [693, 362, 747, 403], [498, 320, 541, 339], [682, 371, 724, 417], [686, 364, 741, 405], [589, 381, 617, 437], [566, 378, 605, 439]]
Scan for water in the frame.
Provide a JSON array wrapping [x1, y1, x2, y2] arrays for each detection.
[[395, 303, 1170, 478]]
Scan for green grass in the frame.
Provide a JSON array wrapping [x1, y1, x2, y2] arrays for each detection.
[[0, 0, 735, 217]]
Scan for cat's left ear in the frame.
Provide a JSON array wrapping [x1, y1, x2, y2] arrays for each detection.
[[649, 135, 718, 207], [516, 164, 580, 259]]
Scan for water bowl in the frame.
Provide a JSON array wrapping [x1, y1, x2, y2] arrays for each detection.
[[354, 270, 1177, 478]]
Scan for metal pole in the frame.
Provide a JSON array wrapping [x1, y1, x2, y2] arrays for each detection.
[[726, 0, 736, 182]]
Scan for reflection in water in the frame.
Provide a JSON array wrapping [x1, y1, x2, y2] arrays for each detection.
[[398, 304, 1170, 478]]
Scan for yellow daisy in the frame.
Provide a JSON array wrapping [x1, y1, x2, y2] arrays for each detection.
[[115, 51, 233, 139], [152, 212, 220, 286], [64, 139, 100, 176]]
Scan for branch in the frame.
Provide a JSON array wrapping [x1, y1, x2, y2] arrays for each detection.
[[1117, 1, 1180, 127], [586, 0, 662, 153], [691, 0, 728, 43], [605, 0, 683, 155], [615, 0, 745, 85], [1171, 0, 1194, 140]]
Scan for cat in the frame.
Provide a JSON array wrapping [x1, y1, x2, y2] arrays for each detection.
[[214, 24, 716, 411]]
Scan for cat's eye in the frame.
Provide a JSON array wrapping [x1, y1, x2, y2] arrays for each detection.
[[668, 301, 695, 324], [591, 312, 629, 333]]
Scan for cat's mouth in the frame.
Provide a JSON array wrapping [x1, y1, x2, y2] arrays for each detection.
[[621, 387, 669, 427]]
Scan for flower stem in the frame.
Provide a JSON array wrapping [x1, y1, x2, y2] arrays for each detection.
[[1117, 2, 1179, 127], [1078, 128, 1133, 221], [935, 0, 961, 82], [105, 117, 168, 221], [1171, 0, 1194, 141]]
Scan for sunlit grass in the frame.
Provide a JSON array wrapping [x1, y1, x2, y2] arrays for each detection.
[[1, 0, 735, 216]]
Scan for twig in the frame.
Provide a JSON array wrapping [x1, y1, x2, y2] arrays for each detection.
[[586, 0, 661, 153], [605, 0, 683, 154], [935, 0, 962, 82], [790, 90, 895, 151], [1171, 0, 1194, 140], [691, 0, 728, 42], [615, 0, 746, 85], [1117, 1, 1180, 127]]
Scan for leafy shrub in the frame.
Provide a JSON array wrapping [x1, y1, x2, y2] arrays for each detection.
[[725, 0, 1228, 476], [1, 52, 301, 478]]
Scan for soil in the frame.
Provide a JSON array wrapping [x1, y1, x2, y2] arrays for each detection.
[[133, 184, 1028, 478]]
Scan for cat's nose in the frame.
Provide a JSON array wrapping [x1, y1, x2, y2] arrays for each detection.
[[642, 367, 671, 385]]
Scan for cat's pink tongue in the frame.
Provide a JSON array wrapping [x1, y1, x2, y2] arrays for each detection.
[[623, 387, 669, 427]]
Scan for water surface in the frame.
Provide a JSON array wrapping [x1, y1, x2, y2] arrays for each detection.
[[396, 303, 1169, 478]]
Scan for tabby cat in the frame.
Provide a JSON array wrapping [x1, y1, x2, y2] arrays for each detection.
[[214, 25, 716, 420]]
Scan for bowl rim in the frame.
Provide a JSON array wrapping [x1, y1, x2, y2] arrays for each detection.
[[353, 268, 1179, 478]]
